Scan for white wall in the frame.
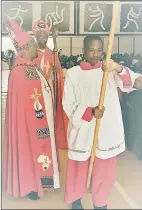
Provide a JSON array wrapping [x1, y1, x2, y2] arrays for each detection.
[[2, 35, 142, 56], [60, 36, 142, 55], [57, 37, 71, 56], [72, 37, 84, 55], [119, 37, 134, 54], [135, 37, 142, 55], [103, 37, 119, 54], [2, 36, 54, 54]]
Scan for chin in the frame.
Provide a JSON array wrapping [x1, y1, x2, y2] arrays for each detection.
[[90, 61, 100, 65], [39, 42, 47, 49]]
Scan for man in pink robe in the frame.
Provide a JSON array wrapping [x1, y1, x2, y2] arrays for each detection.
[[33, 20, 67, 150], [63, 35, 139, 209], [3, 18, 61, 200]]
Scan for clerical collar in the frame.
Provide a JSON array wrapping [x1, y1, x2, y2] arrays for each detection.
[[80, 61, 102, 70], [39, 48, 45, 53]]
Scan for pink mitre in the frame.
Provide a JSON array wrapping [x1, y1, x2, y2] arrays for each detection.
[[5, 17, 33, 51], [33, 20, 50, 35]]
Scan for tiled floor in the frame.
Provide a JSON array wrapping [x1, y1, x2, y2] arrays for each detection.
[[2, 149, 142, 209]]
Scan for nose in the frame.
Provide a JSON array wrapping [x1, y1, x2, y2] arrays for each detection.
[[93, 50, 98, 57]]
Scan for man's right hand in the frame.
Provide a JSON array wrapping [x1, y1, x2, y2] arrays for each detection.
[[92, 106, 105, 119]]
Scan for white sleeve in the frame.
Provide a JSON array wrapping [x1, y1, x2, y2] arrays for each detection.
[[62, 72, 88, 129], [114, 68, 141, 93]]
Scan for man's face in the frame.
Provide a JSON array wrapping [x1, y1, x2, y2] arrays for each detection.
[[29, 41, 38, 60], [84, 39, 103, 65], [35, 30, 49, 49]]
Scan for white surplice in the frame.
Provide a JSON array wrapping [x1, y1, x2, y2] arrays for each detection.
[[62, 66, 140, 160]]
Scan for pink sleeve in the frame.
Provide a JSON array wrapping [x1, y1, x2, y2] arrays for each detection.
[[82, 107, 93, 122], [118, 66, 132, 87]]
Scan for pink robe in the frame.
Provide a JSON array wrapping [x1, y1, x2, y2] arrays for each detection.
[[3, 55, 59, 197], [34, 48, 68, 149], [65, 157, 117, 206]]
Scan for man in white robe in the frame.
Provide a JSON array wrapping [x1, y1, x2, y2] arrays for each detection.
[[62, 35, 141, 209]]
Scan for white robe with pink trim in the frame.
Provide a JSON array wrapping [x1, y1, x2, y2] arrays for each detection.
[[62, 66, 140, 160]]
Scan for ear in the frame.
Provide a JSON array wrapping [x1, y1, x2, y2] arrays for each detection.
[[100, 52, 104, 61], [24, 44, 29, 52]]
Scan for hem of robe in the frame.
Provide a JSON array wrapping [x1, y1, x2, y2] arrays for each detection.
[[4, 186, 57, 198], [68, 144, 125, 161], [96, 144, 125, 160], [65, 189, 89, 204], [65, 157, 117, 205]]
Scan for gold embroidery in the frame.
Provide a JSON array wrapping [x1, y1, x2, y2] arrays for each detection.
[[37, 155, 51, 171], [36, 128, 50, 139], [41, 176, 54, 188], [44, 60, 51, 75], [31, 88, 41, 110], [24, 68, 39, 80], [31, 88, 44, 119]]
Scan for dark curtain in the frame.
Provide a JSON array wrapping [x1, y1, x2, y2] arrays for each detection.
[[121, 90, 142, 160]]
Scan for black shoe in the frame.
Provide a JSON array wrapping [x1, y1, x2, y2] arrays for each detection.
[[94, 205, 107, 209], [26, 191, 40, 200], [71, 199, 83, 209]]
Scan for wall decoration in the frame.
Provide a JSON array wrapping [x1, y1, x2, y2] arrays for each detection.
[[41, 1, 76, 35], [2, 1, 33, 33], [2, 1, 142, 35], [78, 1, 113, 35], [120, 2, 142, 33]]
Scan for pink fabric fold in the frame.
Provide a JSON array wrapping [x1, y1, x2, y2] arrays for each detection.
[[118, 66, 132, 87], [82, 107, 93, 122]]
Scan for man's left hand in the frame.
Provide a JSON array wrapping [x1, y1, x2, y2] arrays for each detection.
[[102, 60, 122, 73]]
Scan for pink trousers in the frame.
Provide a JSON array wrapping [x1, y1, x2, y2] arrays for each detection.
[[65, 156, 117, 207]]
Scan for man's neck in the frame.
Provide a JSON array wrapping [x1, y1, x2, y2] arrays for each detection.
[[38, 45, 46, 50], [87, 61, 101, 66], [39, 48, 46, 52]]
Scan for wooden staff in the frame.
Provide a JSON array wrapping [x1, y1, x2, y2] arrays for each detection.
[[51, 27, 59, 116], [87, 1, 120, 188]]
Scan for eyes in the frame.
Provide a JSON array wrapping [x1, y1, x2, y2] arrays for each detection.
[[89, 49, 102, 53], [89, 49, 94, 52]]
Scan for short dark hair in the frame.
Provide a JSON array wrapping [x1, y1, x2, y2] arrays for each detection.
[[83, 35, 103, 48]]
